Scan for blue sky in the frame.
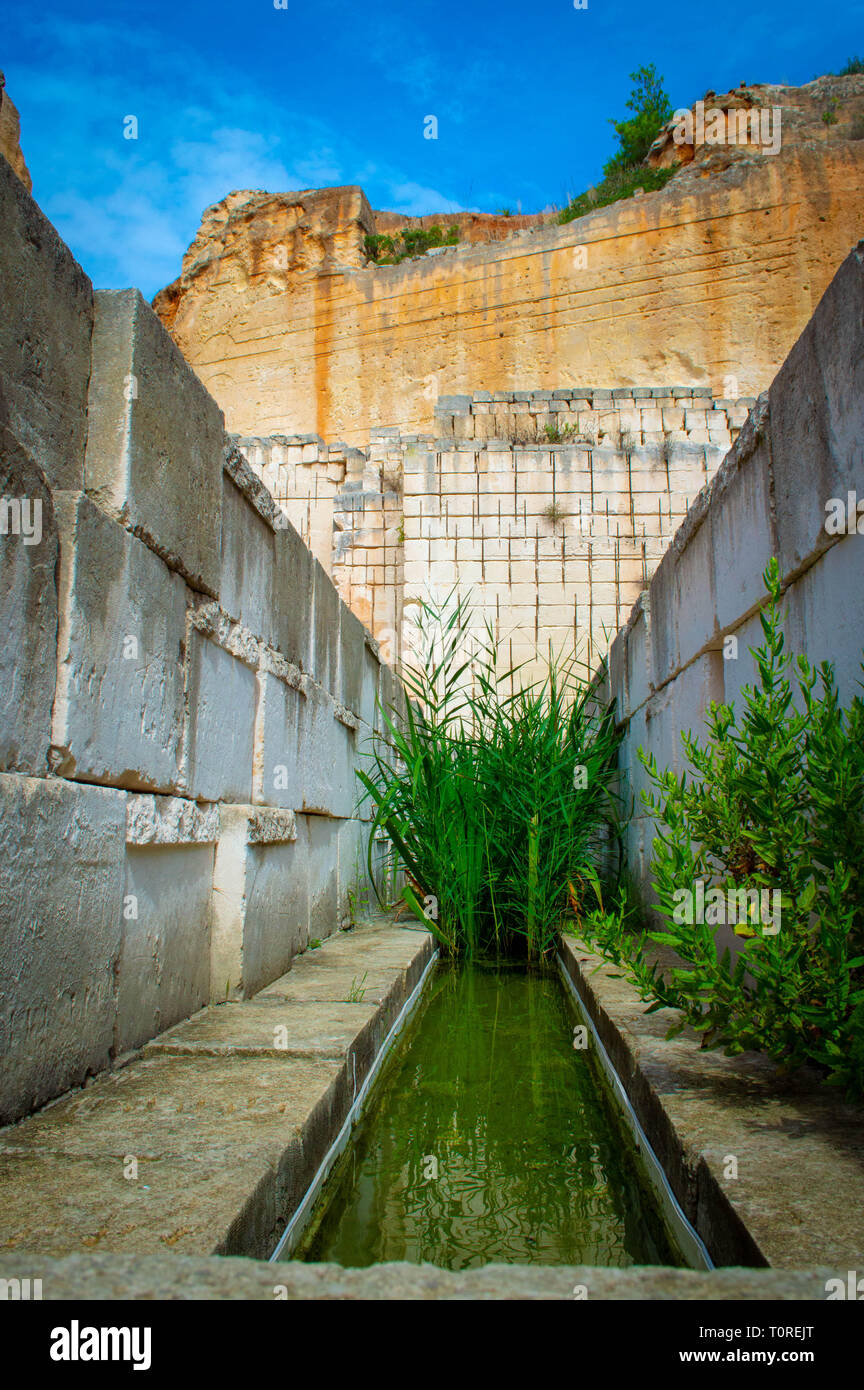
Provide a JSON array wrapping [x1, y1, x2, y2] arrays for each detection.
[[4, 0, 862, 297]]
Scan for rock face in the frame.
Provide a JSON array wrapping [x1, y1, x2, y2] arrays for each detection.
[[0, 73, 32, 192], [153, 77, 864, 446]]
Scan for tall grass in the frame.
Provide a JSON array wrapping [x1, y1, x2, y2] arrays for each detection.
[[357, 596, 621, 959]]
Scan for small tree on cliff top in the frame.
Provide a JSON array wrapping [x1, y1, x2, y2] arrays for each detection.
[[605, 64, 673, 174]]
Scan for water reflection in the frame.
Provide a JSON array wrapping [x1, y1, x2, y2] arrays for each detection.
[[295, 962, 684, 1269]]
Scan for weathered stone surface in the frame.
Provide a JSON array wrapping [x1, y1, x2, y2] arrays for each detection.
[[183, 628, 257, 802], [0, 156, 93, 490], [769, 241, 864, 575], [299, 685, 356, 819], [211, 804, 307, 999], [0, 1056, 348, 1259], [560, 938, 864, 1270], [220, 465, 312, 664], [155, 136, 864, 445], [145, 999, 379, 1065], [310, 556, 340, 695], [0, 775, 125, 1125], [0, 1251, 837, 1300], [338, 598, 365, 715], [0, 78, 32, 191], [118, 843, 213, 1053], [125, 794, 219, 846], [0, 919, 431, 1260], [0, 430, 58, 775], [259, 919, 432, 1009], [84, 289, 223, 596], [305, 813, 341, 942], [252, 669, 304, 810], [50, 492, 187, 792]]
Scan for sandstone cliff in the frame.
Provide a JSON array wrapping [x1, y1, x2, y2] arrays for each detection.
[[153, 76, 864, 444], [0, 73, 32, 192]]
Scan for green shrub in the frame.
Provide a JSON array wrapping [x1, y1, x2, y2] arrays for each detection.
[[604, 64, 673, 174], [559, 164, 677, 225], [364, 224, 460, 264], [838, 55, 864, 75], [577, 559, 864, 1096], [358, 595, 621, 960]]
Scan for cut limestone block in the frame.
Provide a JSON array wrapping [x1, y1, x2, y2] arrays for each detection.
[[309, 557, 340, 695], [183, 625, 257, 803], [338, 599, 365, 716], [0, 157, 93, 491], [252, 660, 304, 810], [304, 813, 341, 944], [297, 683, 356, 819], [50, 492, 188, 792], [117, 795, 218, 1054], [769, 242, 864, 576], [219, 460, 313, 667], [84, 289, 223, 596], [211, 804, 306, 999], [0, 430, 58, 775], [0, 774, 125, 1125]]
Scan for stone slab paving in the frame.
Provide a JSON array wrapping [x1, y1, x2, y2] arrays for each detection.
[[560, 937, 864, 1272], [0, 1251, 835, 1300], [0, 917, 433, 1262]]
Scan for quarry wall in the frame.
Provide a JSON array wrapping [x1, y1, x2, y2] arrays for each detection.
[[155, 143, 864, 446], [235, 387, 752, 676], [603, 241, 864, 924], [0, 157, 399, 1126]]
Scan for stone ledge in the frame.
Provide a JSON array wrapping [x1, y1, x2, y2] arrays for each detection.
[[0, 1252, 837, 1300], [0, 918, 434, 1262]]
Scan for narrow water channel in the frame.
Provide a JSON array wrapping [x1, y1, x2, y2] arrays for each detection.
[[290, 962, 687, 1269]]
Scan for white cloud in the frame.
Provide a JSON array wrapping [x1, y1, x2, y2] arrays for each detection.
[[5, 11, 471, 295]]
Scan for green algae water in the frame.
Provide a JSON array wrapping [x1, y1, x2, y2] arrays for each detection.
[[292, 962, 686, 1269]]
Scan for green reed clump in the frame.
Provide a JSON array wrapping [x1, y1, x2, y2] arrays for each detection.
[[357, 595, 621, 959]]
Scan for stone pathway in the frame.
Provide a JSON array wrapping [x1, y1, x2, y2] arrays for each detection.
[[0, 917, 433, 1262]]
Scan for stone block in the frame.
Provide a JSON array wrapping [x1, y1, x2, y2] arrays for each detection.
[[0, 775, 125, 1124], [673, 511, 718, 670], [183, 627, 257, 802], [339, 599, 366, 715], [84, 289, 223, 596], [648, 548, 679, 687], [710, 439, 776, 633], [770, 245, 864, 575], [304, 813, 341, 942], [309, 557, 340, 695], [252, 666, 304, 810], [784, 531, 864, 706], [211, 804, 306, 999], [0, 431, 58, 775], [298, 684, 356, 818], [0, 157, 93, 491], [51, 492, 187, 792], [119, 838, 214, 1053], [219, 469, 311, 665]]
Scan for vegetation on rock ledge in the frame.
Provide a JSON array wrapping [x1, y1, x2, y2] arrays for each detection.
[[364, 224, 460, 264]]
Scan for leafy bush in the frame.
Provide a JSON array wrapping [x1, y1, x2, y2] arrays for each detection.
[[576, 559, 864, 1095], [838, 55, 864, 75], [558, 165, 677, 225], [358, 595, 621, 960], [604, 64, 673, 174], [363, 223, 460, 264]]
